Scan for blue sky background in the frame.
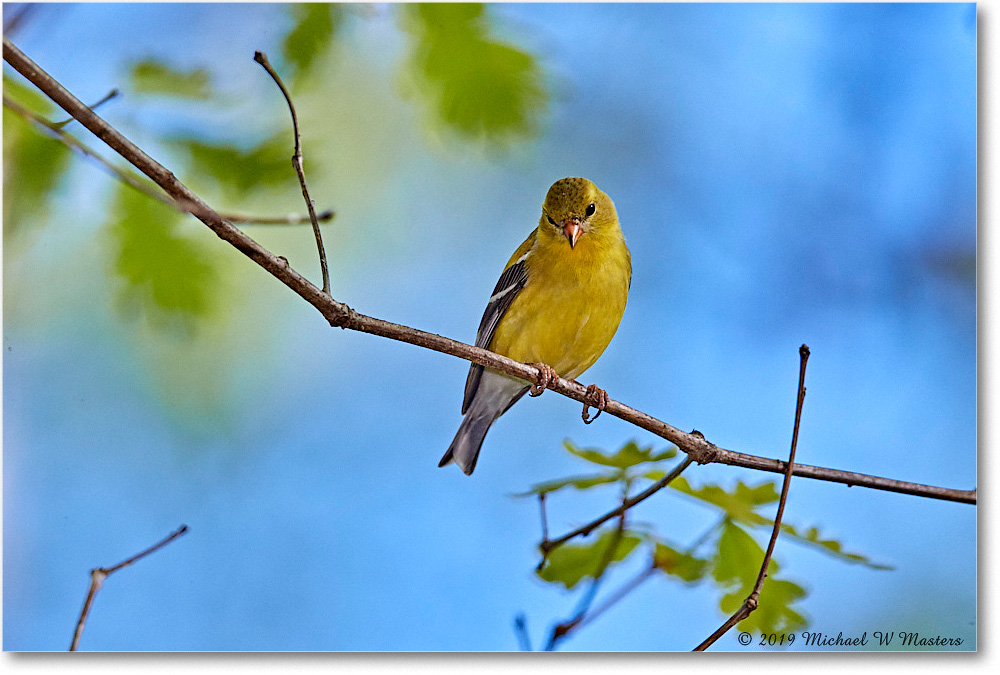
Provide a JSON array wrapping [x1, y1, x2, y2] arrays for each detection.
[[3, 3, 976, 651]]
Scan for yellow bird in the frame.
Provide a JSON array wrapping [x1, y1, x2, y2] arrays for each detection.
[[440, 177, 632, 474]]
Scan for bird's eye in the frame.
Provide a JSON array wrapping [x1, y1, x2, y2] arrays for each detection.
[[585, 202, 596, 218], [546, 213, 557, 226]]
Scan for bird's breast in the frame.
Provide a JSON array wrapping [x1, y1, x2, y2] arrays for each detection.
[[490, 248, 629, 380]]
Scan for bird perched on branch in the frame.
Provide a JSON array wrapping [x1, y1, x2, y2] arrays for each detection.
[[440, 177, 632, 475]]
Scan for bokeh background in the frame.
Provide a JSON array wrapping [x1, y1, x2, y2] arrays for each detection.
[[3, 2, 976, 651]]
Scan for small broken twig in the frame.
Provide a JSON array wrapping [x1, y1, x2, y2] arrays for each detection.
[[52, 88, 119, 128], [69, 524, 188, 651]]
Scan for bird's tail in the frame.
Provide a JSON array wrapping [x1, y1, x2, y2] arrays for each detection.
[[439, 412, 495, 475], [440, 371, 528, 475]]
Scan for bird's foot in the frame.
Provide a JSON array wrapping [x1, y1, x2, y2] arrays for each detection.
[[528, 363, 558, 397], [582, 384, 609, 424]]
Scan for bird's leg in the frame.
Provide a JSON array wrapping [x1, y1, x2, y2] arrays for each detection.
[[528, 363, 558, 397], [581, 384, 609, 424]]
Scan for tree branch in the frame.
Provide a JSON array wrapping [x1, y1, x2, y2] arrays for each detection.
[[693, 344, 810, 651], [69, 524, 188, 651], [3, 36, 975, 507], [253, 50, 331, 295]]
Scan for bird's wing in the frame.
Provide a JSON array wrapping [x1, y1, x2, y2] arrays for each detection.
[[462, 240, 533, 414]]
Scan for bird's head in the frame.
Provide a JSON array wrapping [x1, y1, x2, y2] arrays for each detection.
[[540, 177, 617, 249]]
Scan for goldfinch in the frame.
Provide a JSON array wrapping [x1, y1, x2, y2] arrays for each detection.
[[440, 177, 632, 475]]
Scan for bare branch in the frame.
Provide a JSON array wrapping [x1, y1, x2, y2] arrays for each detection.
[[69, 524, 188, 651], [253, 50, 331, 295], [694, 344, 810, 651], [2, 36, 975, 507]]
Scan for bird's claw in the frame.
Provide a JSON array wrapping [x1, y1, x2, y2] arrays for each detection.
[[529, 363, 558, 397], [582, 384, 609, 424]]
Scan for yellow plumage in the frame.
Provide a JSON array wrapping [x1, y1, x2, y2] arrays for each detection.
[[441, 177, 632, 475]]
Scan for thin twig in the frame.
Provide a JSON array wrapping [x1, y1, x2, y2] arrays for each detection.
[[545, 504, 628, 651], [2, 94, 335, 226], [693, 344, 810, 651], [52, 88, 119, 128], [69, 524, 188, 651], [574, 561, 657, 634], [253, 50, 330, 295], [3, 37, 976, 507], [513, 613, 532, 652], [686, 517, 726, 556], [233, 208, 336, 225], [538, 492, 549, 547], [541, 456, 695, 557], [3, 4, 37, 35]]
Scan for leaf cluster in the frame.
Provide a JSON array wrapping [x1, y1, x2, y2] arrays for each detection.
[[523, 439, 891, 637], [400, 3, 549, 146]]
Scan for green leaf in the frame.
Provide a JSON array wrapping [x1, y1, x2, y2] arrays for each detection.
[[167, 133, 295, 199], [537, 528, 643, 590], [671, 475, 889, 571], [513, 472, 622, 497], [3, 73, 57, 113], [670, 476, 778, 525], [108, 183, 217, 327], [780, 523, 894, 570], [130, 59, 212, 99], [563, 439, 676, 469], [713, 521, 808, 634], [282, 3, 344, 83], [653, 542, 708, 583], [2, 78, 73, 243], [400, 3, 548, 146], [713, 520, 775, 587]]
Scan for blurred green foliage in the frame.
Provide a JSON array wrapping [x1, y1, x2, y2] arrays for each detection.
[[2, 75, 72, 246], [515, 440, 677, 497], [563, 439, 677, 469], [400, 3, 548, 146], [166, 133, 298, 200], [107, 183, 217, 330], [130, 59, 213, 99], [282, 3, 344, 85], [522, 439, 891, 641], [653, 541, 708, 583]]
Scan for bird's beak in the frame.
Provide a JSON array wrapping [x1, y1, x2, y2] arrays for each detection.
[[563, 219, 582, 249]]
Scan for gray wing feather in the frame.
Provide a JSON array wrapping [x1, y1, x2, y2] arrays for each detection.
[[462, 257, 529, 414]]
